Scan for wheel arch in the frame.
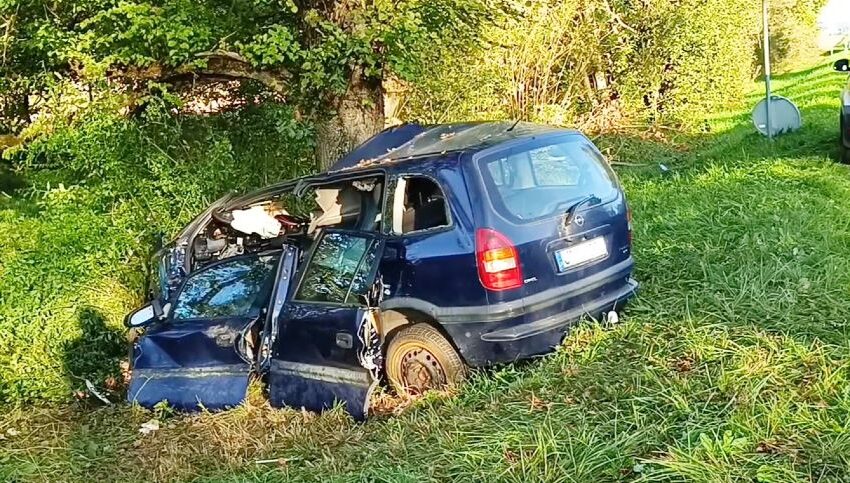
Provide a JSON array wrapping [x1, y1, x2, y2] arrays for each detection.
[[378, 308, 467, 364]]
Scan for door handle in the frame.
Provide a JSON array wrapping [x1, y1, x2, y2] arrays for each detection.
[[336, 332, 353, 349]]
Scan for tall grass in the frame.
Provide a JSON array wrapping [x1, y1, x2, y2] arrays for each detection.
[[2, 56, 850, 481]]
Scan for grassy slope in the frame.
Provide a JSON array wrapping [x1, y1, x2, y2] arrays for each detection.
[[4, 57, 850, 482]]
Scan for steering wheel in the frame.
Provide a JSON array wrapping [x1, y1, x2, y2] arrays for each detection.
[[275, 213, 307, 232]]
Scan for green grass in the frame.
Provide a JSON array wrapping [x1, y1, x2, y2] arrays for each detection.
[[0, 104, 314, 404], [4, 55, 850, 481]]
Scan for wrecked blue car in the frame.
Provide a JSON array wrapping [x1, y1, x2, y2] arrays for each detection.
[[125, 121, 638, 419]]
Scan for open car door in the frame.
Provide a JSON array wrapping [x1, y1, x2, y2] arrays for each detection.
[[129, 251, 284, 410], [268, 230, 384, 420]]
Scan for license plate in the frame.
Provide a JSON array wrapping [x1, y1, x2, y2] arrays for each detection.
[[554, 237, 608, 271]]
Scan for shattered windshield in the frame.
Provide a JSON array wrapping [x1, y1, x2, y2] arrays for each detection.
[[173, 254, 279, 320]]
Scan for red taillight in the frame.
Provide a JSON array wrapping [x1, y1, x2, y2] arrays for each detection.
[[627, 207, 633, 245], [476, 228, 523, 291]]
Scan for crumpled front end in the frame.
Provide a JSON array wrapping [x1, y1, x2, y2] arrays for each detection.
[[128, 320, 253, 411], [149, 241, 187, 302]]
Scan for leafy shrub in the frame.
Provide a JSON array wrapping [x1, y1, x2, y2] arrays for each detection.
[[0, 102, 314, 404], [759, 0, 828, 75], [401, 0, 823, 128]]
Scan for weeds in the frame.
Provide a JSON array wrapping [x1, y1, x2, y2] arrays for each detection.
[[3, 57, 850, 481]]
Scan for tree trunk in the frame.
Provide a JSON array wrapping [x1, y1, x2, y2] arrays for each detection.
[[315, 67, 384, 171]]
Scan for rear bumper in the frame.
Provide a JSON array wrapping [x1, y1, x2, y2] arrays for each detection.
[[481, 278, 637, 342], [438, 259, 637, 366]]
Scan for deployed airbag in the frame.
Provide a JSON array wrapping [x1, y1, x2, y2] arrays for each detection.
[[230, 205, 282, 238]]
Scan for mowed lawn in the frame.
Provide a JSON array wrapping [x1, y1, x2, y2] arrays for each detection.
[[4, 58, 850, 482]]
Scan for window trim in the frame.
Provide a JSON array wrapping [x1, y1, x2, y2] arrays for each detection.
[[291, 229, 384, 307], [387, 173, 454, 237], [170, 250, 282, 322]]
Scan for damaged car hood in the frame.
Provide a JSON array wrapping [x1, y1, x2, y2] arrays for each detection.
[[150, 193, 234, 301]]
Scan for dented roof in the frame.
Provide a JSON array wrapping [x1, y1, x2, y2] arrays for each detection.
[[329, 121, 573, 172]]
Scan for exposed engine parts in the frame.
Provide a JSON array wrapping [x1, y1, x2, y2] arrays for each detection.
[[191, 177, 382, 270]]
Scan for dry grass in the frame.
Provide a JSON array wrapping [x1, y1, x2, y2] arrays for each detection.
[[4, 56, 850, 481]]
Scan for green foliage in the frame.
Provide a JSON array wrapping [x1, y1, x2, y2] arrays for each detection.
[[0, 102, 314, 404], [0, 0, 500, 127], [760, 0, 830, 75], [402, 0, 823, 128], [80, 1, 218, 68], [1, 50, 846, 483], [237, 25, 301, 69]]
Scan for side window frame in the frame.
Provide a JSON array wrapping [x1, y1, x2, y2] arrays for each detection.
[[386, 173, 453, 236], [170, 251, 281, 322]]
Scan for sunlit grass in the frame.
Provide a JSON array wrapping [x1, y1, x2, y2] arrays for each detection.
[[5, 54, 850, 481]]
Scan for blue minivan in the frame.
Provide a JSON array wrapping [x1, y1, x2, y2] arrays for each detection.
[[125, 121, 637, 419]]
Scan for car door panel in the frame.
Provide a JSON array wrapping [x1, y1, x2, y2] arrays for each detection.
[[128, 253, 281, 411], [269, 342, 376, 420], [128, 317, 254, 410], [268, 231, 383, 420]]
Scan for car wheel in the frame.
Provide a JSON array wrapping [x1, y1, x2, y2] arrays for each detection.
[[385, 323, 466, 395]]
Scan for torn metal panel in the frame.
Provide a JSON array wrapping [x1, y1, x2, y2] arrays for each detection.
[[357, 309, 382, 379]]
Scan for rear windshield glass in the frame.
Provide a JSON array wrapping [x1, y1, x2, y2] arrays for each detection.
[[478, 137, 619, 222]]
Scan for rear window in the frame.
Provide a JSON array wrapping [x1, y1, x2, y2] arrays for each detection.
[[479, 137, 619, 222]]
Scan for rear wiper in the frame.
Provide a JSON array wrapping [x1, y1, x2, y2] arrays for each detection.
[[563, 195, 600, 226]]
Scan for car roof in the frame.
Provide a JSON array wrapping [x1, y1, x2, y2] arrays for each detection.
[[223, 122, 581, 208], [329, 121, 579, 172]]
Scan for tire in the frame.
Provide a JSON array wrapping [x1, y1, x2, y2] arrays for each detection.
[[385, 323, 466, 395]]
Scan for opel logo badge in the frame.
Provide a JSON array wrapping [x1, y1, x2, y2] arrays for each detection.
[[574, 214, 585, 226]]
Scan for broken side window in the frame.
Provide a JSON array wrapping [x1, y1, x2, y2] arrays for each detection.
[[307, 177, 384, 235], [390, 176, 450, 234]]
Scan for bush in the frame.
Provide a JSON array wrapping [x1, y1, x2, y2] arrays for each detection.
[[759, 0, 828, 75], [0, 102, 314, 404], [401, 0, 822, 129]]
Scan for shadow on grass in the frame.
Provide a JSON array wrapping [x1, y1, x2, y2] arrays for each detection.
[[62, 307, 127, 404]]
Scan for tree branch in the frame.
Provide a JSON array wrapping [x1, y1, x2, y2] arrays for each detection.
[[163, 50, 292, 96]]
